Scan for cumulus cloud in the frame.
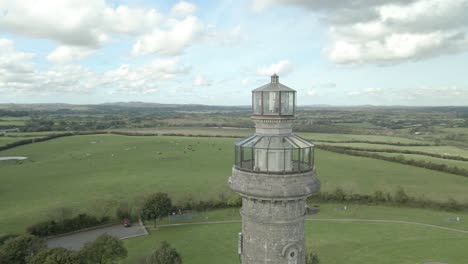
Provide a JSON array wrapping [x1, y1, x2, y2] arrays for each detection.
[[307, 89, 318, 96], [103, 57, 190, 94], [348, 87, 383, 96], [170, 1, 198, 18], [0, 38, 190, 95], [252, 0, 468, 64], [0, 1, 207, 61], [256, 60, 293, 76], [0, 1, 242, 62], [0, 1, 162, 47], [132, 15, 203, 56], [47, 45, 95, 64], [193, 74, 211, 86], [408, 86, 468, 99]]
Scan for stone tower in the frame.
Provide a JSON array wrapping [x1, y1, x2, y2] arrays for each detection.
[[229, 74, 320, 264]]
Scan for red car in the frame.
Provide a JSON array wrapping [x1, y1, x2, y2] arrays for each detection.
[[123, 218, 131, 227]]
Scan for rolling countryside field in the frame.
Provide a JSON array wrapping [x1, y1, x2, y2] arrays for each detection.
[[1, 132, 468, 264], [122, 205, 468, 264]]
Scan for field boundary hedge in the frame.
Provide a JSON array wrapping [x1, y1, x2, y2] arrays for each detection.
[[27, 213, 112, 237], [0, 131, 109, 152], [316, 144, 468, 162], [309, 139, 434, 146], [0, 131, 247, 152], [317, 145, 468, 178], [308, 187, 468, 212]]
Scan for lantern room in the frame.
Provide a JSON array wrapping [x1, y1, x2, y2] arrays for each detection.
[[252, 74, 296, 116], [234, 134, 314, 173]]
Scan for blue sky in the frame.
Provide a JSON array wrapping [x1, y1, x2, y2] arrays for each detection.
[[1, 0, 468, 106]]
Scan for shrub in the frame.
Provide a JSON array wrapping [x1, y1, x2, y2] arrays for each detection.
[[145, 241, 182, 264], [306, 252, 320, 264], [79, 234, 127, 264], [26, 214, 108, 237], [394, 187, 409, 205]]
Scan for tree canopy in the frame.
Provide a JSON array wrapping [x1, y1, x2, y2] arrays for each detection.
[[27, 248, 80, 264], [0, 234, 46, 264], [79, 234, 127, 264], [145, 241, 182, 264], [140, 192, 172, 221]]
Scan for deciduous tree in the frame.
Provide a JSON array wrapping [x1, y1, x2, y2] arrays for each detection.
[[0, 234, 45, 264], [79, 234, 127, 264], [140, 193, 172, 227], [145, 241, 182, 264]]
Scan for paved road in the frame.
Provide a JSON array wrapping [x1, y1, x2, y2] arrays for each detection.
[[151, 218, 468, 234], [47, 223, 148, 250]]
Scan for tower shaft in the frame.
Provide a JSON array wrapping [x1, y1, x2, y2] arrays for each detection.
[[229, 75, 320, 264]]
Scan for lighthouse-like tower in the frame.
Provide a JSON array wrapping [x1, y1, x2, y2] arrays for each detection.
[[229, 74, 320, 264]]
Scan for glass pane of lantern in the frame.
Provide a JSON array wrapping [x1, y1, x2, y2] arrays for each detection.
[[280, 92, 294, 115], [253, 92, 262, 115], [289, 92, 295, 115], [302, 148, 310, 169], [263, 92, 279, 115]]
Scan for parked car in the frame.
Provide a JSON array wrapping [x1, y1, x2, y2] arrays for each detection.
[[123, 218, 131, 227]]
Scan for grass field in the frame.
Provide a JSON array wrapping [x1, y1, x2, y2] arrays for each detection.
[[325, 142, 468, 158], [0, 137, 28, 147], [0, 117, 29, 126], [367, 152, 468, 171], [1, 134, 468, 234], [112, 126, 427, 144], [122, 204, 468, 264]]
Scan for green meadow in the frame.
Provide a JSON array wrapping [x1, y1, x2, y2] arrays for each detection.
[[370, 152, 468, 171], [123, 205, 468, 264], [2, 134, 468, 234], [325, 142, 468, 158]]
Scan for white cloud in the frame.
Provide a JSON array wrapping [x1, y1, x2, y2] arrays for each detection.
[[193, 74, 211, 86], [170, 1, 198, 18], [256, 60, 293, 76], [253, 0, 468, 64], [307, 89, 318, 96], [132, 15, 203, 56], [47, 45, 95, 64], [206, 25, 245, 46], [0, 38, 191, 95], [102, 5, 162, 35], [103, 57, 190, 94], [0, 1, 163, 47], [409, 86, 468, 98], [0, 1, 240, 62], [0, 0, 172, 62], [348, 87, 383, 96]]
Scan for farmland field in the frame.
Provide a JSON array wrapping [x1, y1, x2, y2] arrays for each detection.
[[366, 152, 468, 171], [325, 142, 468, 158], [0, 137, 28, 147], [0, 117, 29, 126], [111, 126, 427, 144], [2, 134, 468, 234], [122, 204, 468, 264]]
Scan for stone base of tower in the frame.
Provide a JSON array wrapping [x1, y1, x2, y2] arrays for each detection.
[[240, 197, 307, 264], [229, 167, 320, 264]]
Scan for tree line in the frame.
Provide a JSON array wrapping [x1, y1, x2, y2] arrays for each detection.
[[317, 145, 468, 178]]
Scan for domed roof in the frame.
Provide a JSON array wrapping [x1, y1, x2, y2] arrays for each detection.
[[252, 74, 296, 92]]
